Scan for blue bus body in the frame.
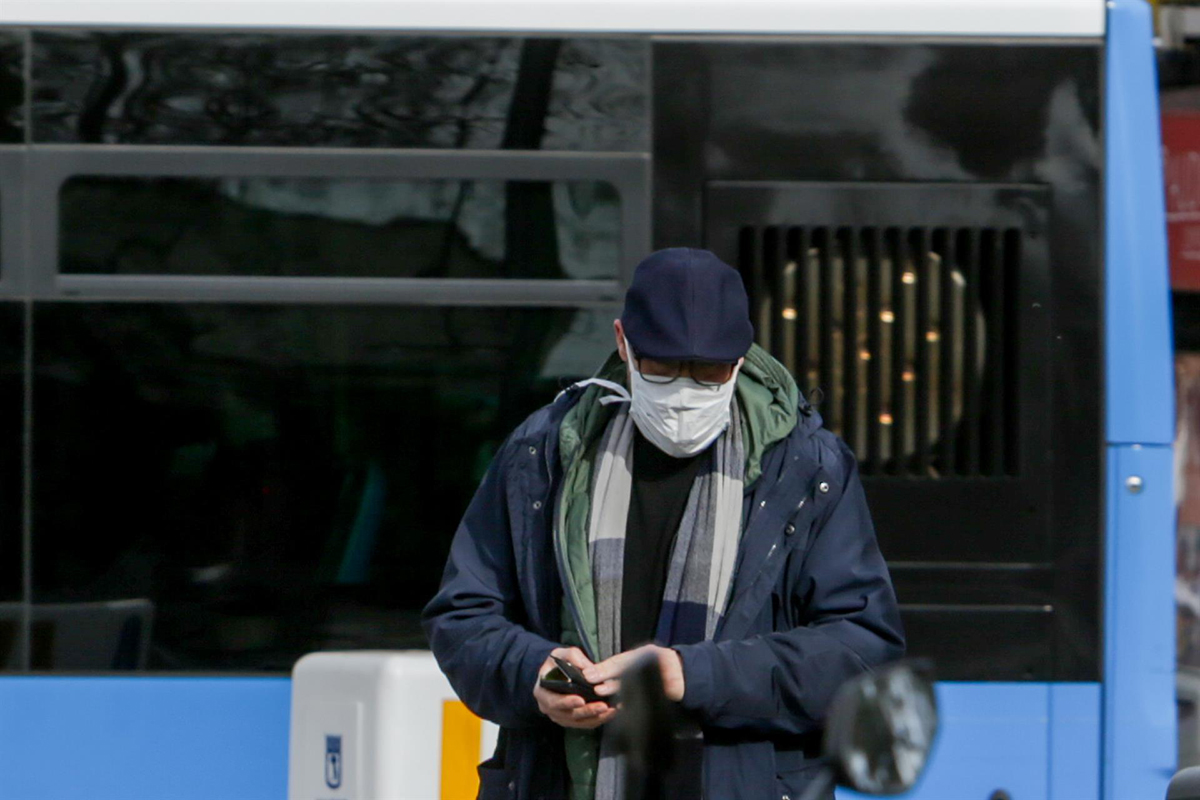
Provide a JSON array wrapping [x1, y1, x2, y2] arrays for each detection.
[[1102, 3, 1176, 798], [0, 2, 1178, 799]]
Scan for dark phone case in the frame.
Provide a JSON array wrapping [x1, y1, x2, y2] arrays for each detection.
[[551, 655, 590, 685], [539, 656, 613, 705]]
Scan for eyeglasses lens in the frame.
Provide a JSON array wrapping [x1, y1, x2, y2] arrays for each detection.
[[637, 358, 733, 386]]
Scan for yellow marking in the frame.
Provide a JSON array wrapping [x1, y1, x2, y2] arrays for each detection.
[[440, 700, 482, 800]]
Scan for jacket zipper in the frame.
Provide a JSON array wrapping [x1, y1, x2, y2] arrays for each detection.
[[758, 497, 806, 572], [731, 459, 809, 602], [757, 497, 808, 573]]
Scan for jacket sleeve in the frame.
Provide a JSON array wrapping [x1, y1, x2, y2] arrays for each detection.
[[421, 438, 560, 730], [672, 447, 905, 736]]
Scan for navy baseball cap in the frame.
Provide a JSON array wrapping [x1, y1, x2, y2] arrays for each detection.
[[620, 248, 754, 363]]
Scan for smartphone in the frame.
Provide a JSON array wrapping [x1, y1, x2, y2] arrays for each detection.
[[539, 655, 614, 705]]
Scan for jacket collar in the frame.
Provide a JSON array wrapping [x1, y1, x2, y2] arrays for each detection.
[[554, 345, 816, 487]]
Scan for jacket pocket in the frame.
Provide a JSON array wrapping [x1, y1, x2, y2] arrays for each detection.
[[775, 765, 826, 800], [773, 749, 827, 800], [477, 756, 517, 800]]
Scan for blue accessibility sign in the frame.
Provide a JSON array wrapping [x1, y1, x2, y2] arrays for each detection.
[[325, 735, 343, 790]]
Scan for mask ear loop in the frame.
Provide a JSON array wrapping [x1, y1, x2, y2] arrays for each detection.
[[555, 377, 631, 406]]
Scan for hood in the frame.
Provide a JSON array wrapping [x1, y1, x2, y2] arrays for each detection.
[[735, 343, 808, 485]]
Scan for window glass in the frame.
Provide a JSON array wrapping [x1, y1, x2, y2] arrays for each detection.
[[0, 303, 23, 669], [32, 33, 649, 151], [0, 31, 22, 144], [31, 303, 618, 671], [61, 177, 621, 279]]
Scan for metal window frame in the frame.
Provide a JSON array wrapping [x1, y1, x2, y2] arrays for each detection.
[[23, 145, 650, 304]]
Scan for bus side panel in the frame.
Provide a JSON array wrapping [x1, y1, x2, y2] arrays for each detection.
[[1104, 445, 1176, 800], [838, 683, 1050, 800], [1103, 3, 1177, 798], [1, 674, 1059, 800], [1049, 683, 1101, 800], [841, 682, 1102, 800], [1105, 0, 1174, 446], [0, 676, 290, 800]]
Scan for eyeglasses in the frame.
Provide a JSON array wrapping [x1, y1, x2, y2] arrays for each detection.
[[633, 355, 738, 387]]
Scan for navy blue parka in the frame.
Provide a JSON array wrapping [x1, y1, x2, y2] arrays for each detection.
[[422, 373, 904, 800]]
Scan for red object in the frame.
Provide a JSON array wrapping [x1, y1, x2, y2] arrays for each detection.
[[1164, 112, 1200, 291]]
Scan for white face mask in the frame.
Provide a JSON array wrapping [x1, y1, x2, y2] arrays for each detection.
[[627, 357, 740, 458]]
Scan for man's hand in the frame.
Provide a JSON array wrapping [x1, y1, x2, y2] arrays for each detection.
[[583, 644, 685, 702], [533, 647, 618, 729]]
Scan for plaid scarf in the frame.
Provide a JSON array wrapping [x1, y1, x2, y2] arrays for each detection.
[[585, 393, 745, 800]]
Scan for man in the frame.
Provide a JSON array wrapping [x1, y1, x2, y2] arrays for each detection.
[[423, 248, 904, 800]]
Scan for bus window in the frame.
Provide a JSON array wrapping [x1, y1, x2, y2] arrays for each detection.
[[59, 176, 621, 280], [29, 302, 616, 671]]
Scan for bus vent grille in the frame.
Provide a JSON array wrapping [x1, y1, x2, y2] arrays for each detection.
[[736, 225, 1019, 478]]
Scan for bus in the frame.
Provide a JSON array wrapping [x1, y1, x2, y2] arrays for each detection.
[[0, 2, 1174, 799]]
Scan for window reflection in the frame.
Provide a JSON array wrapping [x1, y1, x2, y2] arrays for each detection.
[[0, 302, 21, 670], [0, 31, 22, 144], [32, 34, 648, 151], [32, 303, 617, 671], [60, 177, 621, 279]]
